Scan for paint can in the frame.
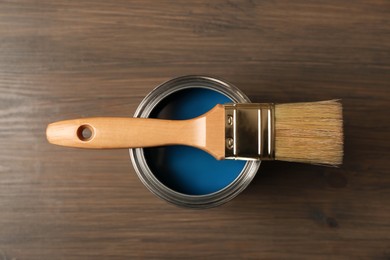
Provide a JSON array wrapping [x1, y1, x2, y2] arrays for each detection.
[[129, 76, 260, 208]]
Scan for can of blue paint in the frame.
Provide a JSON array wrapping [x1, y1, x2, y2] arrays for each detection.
[[129, 76, 260, 208]]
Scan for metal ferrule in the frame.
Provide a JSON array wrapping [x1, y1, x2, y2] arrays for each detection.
[[225, 103, 275, 160]]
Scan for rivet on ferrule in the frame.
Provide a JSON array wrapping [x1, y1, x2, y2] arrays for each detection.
[[224, 103, 275, 160], [226, 138, 234, 149]]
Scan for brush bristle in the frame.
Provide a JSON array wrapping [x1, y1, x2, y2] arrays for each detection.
[[274, 100, 343, 166]]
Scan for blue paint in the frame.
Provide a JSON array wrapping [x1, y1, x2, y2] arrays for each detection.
[[144, 88, 246, 195]]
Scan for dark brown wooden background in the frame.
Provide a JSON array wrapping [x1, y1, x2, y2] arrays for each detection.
[[0, 0, 389, 259]]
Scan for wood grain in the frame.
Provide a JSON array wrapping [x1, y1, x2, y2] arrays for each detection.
[[0, 0, 389, 259]]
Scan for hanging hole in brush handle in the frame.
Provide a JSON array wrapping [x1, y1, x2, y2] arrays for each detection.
[[77, 125, 94, 141]]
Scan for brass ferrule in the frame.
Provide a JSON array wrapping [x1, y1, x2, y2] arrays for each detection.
[[224, 103, 275, 160]]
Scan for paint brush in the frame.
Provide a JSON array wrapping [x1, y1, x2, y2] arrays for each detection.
[[46, 100, 343, 166]]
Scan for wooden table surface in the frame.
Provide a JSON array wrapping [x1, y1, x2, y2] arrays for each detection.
[[1, 0, 389, 259]]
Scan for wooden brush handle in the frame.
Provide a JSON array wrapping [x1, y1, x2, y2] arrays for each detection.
[[46, 105, 226, 159], [46, 117, 204, 149]]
